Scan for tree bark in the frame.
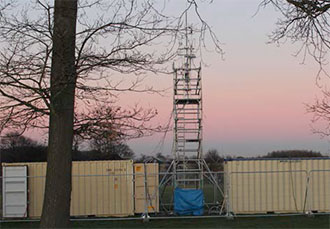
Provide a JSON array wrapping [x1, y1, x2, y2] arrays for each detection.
[[40, 0, 77, 228]]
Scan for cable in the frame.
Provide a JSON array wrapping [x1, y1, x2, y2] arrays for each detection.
[[149, 110, 173, 157]]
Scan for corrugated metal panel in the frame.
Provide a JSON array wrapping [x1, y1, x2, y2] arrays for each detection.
[[306, 159, 330, 212], [71, 160, 134, 217], [134, 163, 159, 213], [2, 166, 28, 218], [26, 162, 46, 218], [2, 160, 134, 218], [224, 158, 330, 214]]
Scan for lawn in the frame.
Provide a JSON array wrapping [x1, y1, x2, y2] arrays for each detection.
[[1, 215, 329, 228]]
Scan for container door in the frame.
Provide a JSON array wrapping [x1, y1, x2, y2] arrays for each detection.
[[2, 166, 28, 218]]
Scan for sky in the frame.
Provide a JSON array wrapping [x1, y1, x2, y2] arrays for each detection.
[[124, 0, 330, 157], [14, 0, 330, 157]]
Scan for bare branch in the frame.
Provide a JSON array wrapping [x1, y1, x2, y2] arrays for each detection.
[[0, 0, 221, 140], [306, 89, 330, 137], [261, 0, 330, 69]]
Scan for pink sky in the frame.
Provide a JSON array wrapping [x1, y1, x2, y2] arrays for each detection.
[[22, 1, 330, 157], [125, 1, 329, 157]]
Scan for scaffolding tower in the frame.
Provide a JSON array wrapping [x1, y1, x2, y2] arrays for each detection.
[[159, 15, 220, 190], [171, 25, 204, 189], [158, 13, 225, 215]]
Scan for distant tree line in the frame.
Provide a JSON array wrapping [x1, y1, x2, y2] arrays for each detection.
[[202, 149, 325, 172], [0, 131, 135, 163], [0, 132, 47, 163], [0, 131, 169, 163], [262, 150, 324, 158], [0, 132, 326, 170]]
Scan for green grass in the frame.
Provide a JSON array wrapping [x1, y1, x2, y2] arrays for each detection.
[[1, 215, 329, 228]]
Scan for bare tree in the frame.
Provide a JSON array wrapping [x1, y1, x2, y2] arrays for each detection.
[[0, 131, 39, 149], [260, 1, 330, 139], [0, 0, 221, 227], [90, 140, 135, 160], [0, 0, 221, 134], [74, 104, 161, 142], [306, 89, 330, 137], [204, 149, 224, 171], [40, 0, 78, 227], [260, 0, 329, 71], [0, 131, 47, 163]]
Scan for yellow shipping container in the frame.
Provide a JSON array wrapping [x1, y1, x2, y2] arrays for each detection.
[[134, 163, 159, 213], [2, 160, 134, 218], [224, 158, 330, 214]]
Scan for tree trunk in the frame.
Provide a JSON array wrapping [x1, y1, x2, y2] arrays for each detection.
[[40, 0, 77, 228]]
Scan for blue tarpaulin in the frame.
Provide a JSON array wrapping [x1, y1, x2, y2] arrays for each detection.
[[174, 188, 204, 216]]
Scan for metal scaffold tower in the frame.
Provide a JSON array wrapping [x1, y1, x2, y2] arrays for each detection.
[[171, 21, 203, 189], [159, 13, 223, 192], [158, 12, 225, 216]]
